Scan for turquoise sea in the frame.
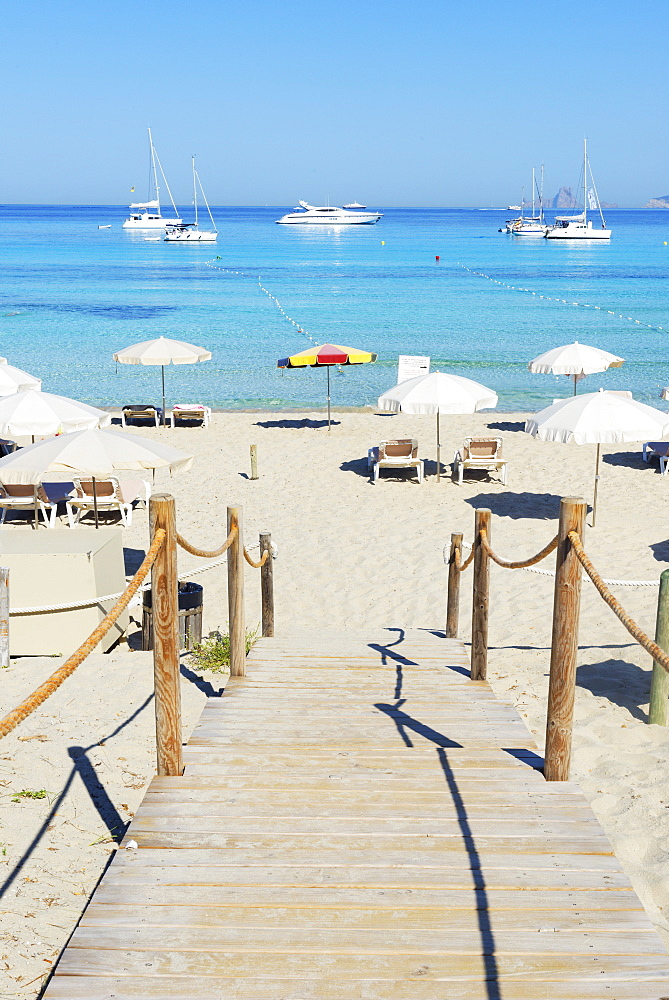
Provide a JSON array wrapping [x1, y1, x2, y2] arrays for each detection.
[[1, 206, 668, 413]]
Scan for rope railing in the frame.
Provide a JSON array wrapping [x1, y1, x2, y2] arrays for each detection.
[[244, 547, 269, 569], [0, 528, 166, 740], [479, 527, 558, 570], [567, 530, 669, 677], [446, 497, 669, 784], [177, 525, 237, 559]]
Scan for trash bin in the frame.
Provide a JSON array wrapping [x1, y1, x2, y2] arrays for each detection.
[[142, 581, 203, 652]]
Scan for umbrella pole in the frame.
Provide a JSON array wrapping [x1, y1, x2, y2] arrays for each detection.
[[573, 375, 578, 396], [436, 411, 441, 482], [92, 475, 99, 529], [161, 365, 166, 426], [592, 444, 601, 528], [327, 366, 331, 432]]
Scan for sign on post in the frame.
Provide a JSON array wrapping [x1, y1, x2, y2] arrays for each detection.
[[397, 355, 430, 384]]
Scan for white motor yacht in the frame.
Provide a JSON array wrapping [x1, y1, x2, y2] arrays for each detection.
[[343, 201, 367, 209], [545, 140, 611, 240], [276, 201, 382, 225], [123, 128, 182, 230], [164, 156, 217, 243]]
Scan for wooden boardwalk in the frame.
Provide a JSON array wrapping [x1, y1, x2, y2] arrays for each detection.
[[45, 628, 669, 999]]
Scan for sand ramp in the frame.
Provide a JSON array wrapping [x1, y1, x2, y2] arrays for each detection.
[[44, 629, 669, 999]]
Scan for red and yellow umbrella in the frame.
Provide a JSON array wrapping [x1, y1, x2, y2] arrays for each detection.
[[277, 343, 377, 429]]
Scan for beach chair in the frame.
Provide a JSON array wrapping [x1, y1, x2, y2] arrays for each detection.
[[642, 441, 669, 475], [0, 483, 58, 528], [170, 404, 212, 428], [453, 437, 507, 486], [66, 476, 135, 527], [121, 404, 162, 428], [368, 439, 423, 484]]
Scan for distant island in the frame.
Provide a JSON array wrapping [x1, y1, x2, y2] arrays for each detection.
[[645, 196, 669, 208], [550, 186, 618, 210]]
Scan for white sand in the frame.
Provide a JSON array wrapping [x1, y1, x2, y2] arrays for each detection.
[[2, 408, 669, 993]]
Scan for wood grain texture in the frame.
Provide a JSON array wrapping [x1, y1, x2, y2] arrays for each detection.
[[260, 532, 274, 636], [471, 509, 491, 680], [545, 499, 587, 781], [227, 505, 245, 677], [43, 627, 668, 1000], [446, 532, 462, 638], [148, 494, 182, 777]]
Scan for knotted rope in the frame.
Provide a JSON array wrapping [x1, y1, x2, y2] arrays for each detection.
[[243, 548, 269, 569], [479, 527, 559, 570], [567, 530, 669, 676], [0, 528, 166, 740], [177, 525, 237, 559]]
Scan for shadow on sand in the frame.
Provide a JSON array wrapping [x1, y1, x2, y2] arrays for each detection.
[[255, 418, 339, 430], [464, 491, 563, 520]]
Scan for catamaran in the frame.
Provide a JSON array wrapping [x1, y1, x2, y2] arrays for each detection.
[[164, 156, 218, 243], [545, 140, 611, 240], [122, 128, 182, 230]]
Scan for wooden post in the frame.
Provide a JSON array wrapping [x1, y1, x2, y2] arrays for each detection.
[[470, 509, 491, 680], [149, 494, 183, 777], [545, 497, 586, 781], [227, 505, 246, 677], [250, 444, 258, 480], [0, 568, 9, 668], [260, 532, 274, 637], [446, 532, 462, 639], [649, 568, 669, 726]]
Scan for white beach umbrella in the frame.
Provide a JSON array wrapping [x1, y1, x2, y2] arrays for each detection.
[[525, 389, 669, 525], [528, 341, 624, 395], [0, 363, 41, 398], [0, 390, 111, 443], [112, 336, 212, 423], [0, 427, 192, 526], [378, 371, 498, 480]]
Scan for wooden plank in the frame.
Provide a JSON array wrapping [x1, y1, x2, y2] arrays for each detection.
[[41, 976, 669, 1000], [101, 864, 635, 890], [54, 948, 669, 980], [90, 883, 649, 910], [79, 903, 653, 932], [66, 924, 667, 956]]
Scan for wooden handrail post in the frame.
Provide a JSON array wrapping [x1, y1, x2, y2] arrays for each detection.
[[250, 444, 258, 480], [149, 494, 183, 777], [470, 509, 491, 680], [649, 568, 669, 726], [545, 497, 586, 781], [260, 532, 274, 637], [446, 532, 462, 639], [227, 506, 246, 676]]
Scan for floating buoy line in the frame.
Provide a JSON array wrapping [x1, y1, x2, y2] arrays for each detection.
[[459, 263, 667, 333], [204, 257, 322, 348]]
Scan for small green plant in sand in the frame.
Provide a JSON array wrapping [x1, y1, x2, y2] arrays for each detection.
[[189, 627, 258, 673], [11, 789, 48, 803]]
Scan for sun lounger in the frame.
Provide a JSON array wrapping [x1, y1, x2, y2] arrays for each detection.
[[368, 439, 423, 484], [121, 404, 162, 428], [0, 483, 58, 528], [66, 476, 142, 527], [170, 404, 212, 428], [643, 441, 669, 475], [453, 436, 507, 486]]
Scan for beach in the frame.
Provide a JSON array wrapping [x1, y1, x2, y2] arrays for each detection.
[[1, 407, 669, 994]]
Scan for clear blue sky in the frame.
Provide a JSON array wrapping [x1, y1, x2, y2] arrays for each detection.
[[1, 0, 666, 206]]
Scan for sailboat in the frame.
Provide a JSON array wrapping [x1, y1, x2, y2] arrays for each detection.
[[164, 156, 218, 243], [545, 139, 611, 240], [122, 129, 182, 230], [512, 166, 547, 236]]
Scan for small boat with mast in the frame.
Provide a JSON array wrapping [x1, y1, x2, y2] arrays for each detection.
[[164, 156, 217, 242], [122, 128, 182, 230], [511, 165, 547, 236], [544, 139, 611, 240]]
